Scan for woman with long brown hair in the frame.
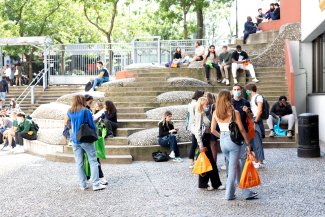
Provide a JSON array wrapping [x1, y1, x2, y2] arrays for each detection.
[[211, 90, 257, 200], [66, 95, 106, 191], [194, 97, 224, 190]]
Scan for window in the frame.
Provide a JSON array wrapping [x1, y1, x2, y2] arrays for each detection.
[[312, 32, 325, 93]]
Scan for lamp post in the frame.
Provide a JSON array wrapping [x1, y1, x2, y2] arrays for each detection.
[[235, 0, 238, 38]]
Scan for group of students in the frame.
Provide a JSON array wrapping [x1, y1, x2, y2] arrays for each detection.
[[2, 63, 24, 86], [64, 94, 118, 191]]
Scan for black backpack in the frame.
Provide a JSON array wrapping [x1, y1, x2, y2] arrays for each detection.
[[255, 94, 270, 120], [152, 151, 169, 162], [26, 116, 39, 132], [229, 111, 244, 146]]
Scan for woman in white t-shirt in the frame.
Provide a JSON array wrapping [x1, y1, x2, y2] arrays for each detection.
[[192, 41, 205, 61]]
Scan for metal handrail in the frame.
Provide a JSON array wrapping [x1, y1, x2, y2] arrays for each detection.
[[17, 69, 47, 106]]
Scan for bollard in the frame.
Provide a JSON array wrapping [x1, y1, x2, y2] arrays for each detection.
[[297, 113, 320, 158]]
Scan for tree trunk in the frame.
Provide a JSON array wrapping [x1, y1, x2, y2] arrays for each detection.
[[183, 11, 188, 39], [196, 9, 204, 39], [24, 53, 33, 83]]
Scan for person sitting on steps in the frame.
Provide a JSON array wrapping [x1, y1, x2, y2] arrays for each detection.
[[218, 45, 232, 86], [202, 45, 222, 84], [267, 96, 295, 138], [15, 112, 37, 146], [91, 61, 110, 91], [102, 100, 118, 138], [158, 111, 183, 163], [243, 16, 257, 44], [192, 41, 205, 62], [231, 45, 259, 85]]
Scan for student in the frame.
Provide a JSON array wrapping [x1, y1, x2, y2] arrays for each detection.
[[231, 45, 259, 84], [205, 92, 218, 162], [265, 3, 275, 20], [103, 100, 118, 138], [158, 111, 183, 162], [66, 95, 106, 191], [245, 83, 265, 169], [0, 76, 9, 104], [173, 47, 182, 60], [202, 45, 222, 84], [92, 61, 109, 91], [188, 90, 205, 168], [211, 89, 257, 200], [194, 97, 224, 190], [273, 3, 280, 20], [15, 112, 37, 146], [192, 41, 205, 62], [243, 16, 257, 44], [255, 8, 265, 26], [15, 63, 23, 86], [218, 46, 232, 86], [267, 96, 295, 138]]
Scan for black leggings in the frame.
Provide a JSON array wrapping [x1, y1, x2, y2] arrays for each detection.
[[87, 158, 104, 179], [189, 134, 198, 160]]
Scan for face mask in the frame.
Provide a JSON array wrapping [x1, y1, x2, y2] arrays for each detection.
[[237, 51, 241, 54], [246, 90, 251, 96], [233, 91, 241, 98]]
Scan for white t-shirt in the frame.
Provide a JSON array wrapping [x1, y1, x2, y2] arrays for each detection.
[[250, 94, 263, 117], [195, 46, 205, 56]]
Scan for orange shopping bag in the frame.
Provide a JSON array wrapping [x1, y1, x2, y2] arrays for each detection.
[[247, 117, 256, 141], [239, 152, 261, 188], [192, 149, 213, 176]]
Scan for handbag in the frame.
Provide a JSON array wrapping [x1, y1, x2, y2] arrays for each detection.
[[83, 152, 91, 177], [192, 148, 213, 176], [247, 116, 255, 141], [274, 118, 287, 136], [14, 69, 19, 76], [152, 151, 169, 162], [229, 111, 244, 145], [76, 110, 98, 143], [239, 152, 261, 188]]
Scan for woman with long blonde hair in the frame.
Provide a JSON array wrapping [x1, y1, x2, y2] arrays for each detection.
[[67, 95, 106, 191], [211, 90, 257, 200], [194, 97, 224, 190]]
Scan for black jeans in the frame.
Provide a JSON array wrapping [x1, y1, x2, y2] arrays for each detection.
[[158, 135, 180, 157], [15, 132, 37, 146], [204, 63, 221, 81], [189, 134, 198, 160], [198, 133, 222, 189], [104, 119, 118, 136]]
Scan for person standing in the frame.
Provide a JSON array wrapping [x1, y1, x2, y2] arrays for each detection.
[[202, 45, 222, 84], [218, 46, 232, 86], [194, 97, 224, 190], [92, 61, 110, 91], [15, 63, 23, 86], [66, 95, 106, 191], [0, 76, 9, 104], [231, 45, 259, 85], [245, 83, 265, 168], [211, 90, 257, 200], [158, 111, 183, 162]]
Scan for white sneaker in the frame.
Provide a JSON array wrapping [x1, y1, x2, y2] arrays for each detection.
[[287, 131, 293, 138], [80, 184, 89, 191], [217, 185, 226, 190], [173, 157, 183, 163], [169, 151, 175, 159], [233, 78, 238, 84], [189, 163, 194, 169], [226, 79, 230, 86], [269, 130, 275, 137], [2, 146, 9, 151], [221, 78, 226, 84], [252, 78, 259, 83], [93, 184, 107, 191], [100, 177, 108, 185], [253, 162, 264, 169], [221, 164, 226, 170]]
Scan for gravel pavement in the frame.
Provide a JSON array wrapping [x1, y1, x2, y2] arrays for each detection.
[[0, 147, 324, 217]]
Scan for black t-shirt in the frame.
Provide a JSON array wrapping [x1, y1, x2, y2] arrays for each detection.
[[232, 98, 250, 132], [158, 121, 174, 138], [173, 53, 182, 59], [231, 51, 249, 62], [100, 68, 109, 78]]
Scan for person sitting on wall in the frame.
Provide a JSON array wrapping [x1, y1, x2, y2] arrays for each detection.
[[231, 45, 259, 84], [267, 96, 295, 138], [15, 112, 37, 146], [192, 41, 205, 62], [272, 3, 280, 20], [265, 3, 275, 20], [218, 45, 232, 86], [91, 61, 110, 91], [165, 47, 183, 67], [202, 45, 222, 84], [243, 16, 257, 44], [255, 8, 265, 26]]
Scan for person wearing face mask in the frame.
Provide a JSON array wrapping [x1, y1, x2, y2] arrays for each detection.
[[194, 97, 224, 191], [267, 96, 295, 138], [202, 45, 222, 84], [15, 112, 37, 146], [91, 61, 110, 91], [245, 83, 265, 169], [231, 45, 259, 85]]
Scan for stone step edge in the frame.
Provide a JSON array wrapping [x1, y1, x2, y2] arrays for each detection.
[[45, 153, 133, 164]]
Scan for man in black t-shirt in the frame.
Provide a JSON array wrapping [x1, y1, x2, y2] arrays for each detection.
[[92, 61, 110, 91]]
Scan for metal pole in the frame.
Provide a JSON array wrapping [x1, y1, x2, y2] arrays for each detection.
[[31, 86, 35, 104], [158, 38, 161, 64], [236, 0, 238, 38]]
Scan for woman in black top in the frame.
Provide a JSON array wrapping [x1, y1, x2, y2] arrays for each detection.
[[173, 47, 182, 60], [158, 111, 183, 162], [103, 100, 118, 138]]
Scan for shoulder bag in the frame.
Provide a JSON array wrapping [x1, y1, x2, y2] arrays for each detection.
[[76, 110, 98, 143], [229, 110, 244, 145]]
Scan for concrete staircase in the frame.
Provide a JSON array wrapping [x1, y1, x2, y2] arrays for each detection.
[[6, 85, 84, 114]]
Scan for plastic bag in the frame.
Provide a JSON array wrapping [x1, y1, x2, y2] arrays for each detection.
[[95, 137, 106, 159], [274, 118, 287, 136], [83, 152, 91, 177], [192, 149, 213, 176], [239, 152, 261, 188], [247, 117, 256, 141]]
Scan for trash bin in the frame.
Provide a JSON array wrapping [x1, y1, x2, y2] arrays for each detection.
[[297, 113, 320, 158]]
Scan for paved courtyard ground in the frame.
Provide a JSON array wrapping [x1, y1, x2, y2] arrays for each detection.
[[0, 147, 324, 217]]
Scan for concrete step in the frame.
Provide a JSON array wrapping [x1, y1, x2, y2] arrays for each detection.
[[120, 81, 170, 87], [105, 137, 129, 146], [136, 77, 166, 82], [45, 153, 133, 164], [115, 102, 160, 108], [107, 91, 162, 97], [118, 113, 147, 119], [115, 128, 145, 137], [107, 96, 157, 103], [117, 119, 166, 128], [117, 107, 154, 113]]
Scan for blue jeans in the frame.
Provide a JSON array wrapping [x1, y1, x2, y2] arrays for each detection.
[[72, 142, 100, 188], [251, 121, 265, 162], [1, 92, 6, 103], [158, 135, 180, 157], [92, 77, 109, 90]]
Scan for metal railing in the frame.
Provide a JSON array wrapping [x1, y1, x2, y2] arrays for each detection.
[[17, 68, 48, 106]]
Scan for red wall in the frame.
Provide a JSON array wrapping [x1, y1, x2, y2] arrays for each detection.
[[259, 0, 301, 32]]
